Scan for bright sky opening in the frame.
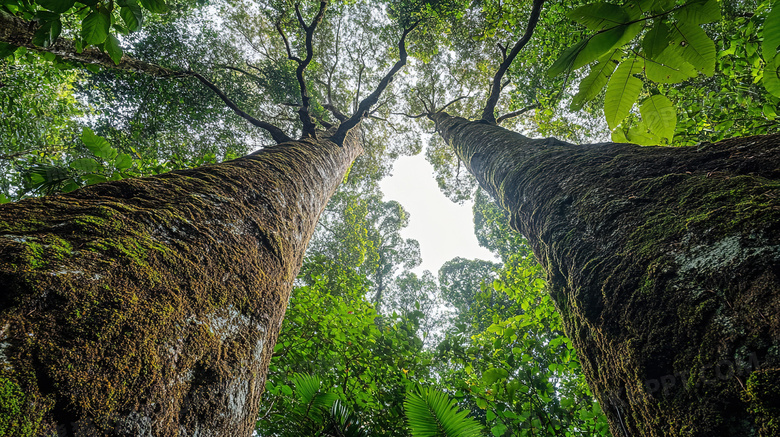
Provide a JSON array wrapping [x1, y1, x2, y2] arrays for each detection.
[[379, 152, 497, 276]]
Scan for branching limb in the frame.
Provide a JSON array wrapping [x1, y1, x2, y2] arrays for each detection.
[[188, 72, 293, 144], [481, 0, 545, 124], [330, 21, 419, 146], [0, 12, 294, 144], [292, 1, 329, 138], [496, 103, 539, 124], [215, 64, 264, 83], [322, 103, 348, 122], [439, 95, 470, 114]]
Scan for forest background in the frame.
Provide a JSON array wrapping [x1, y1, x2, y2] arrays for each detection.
[[1, 0, 779, 435]]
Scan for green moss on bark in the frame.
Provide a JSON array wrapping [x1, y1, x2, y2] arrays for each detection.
[[0, 135, 362, 436]]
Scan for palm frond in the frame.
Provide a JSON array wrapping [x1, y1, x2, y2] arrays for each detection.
[[404, 386, 484, 437]]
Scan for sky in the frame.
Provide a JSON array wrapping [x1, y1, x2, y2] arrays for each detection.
[[379, 151, 497, 276]]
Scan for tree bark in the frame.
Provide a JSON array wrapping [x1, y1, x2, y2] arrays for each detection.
[[431, 112, 780, 436], [0, 134, 361, 436]]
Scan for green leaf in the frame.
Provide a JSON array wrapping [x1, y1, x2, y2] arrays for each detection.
[[571, 50, 621, 110], [604, 56, 643, 129], [62, 180, 81, 193], [105, 34, 123, 65], [81, 128, 118, 160], [0, 43, 18, 58], [567, 3, 629, 31], [37, 0, 75, 13], [550, 22, 641, 77], [626, 120, 662, 145], [763, 2, 780, 62], [644, 48, 697, 84], [764, 103, 778, 120], [639, 95, 676, 141], [139, 0, 167, 14], [83, 173, 108, 185], [404, 387, 483, 437], [643, 22, 670, 58], [482, 367, 509, 385], [70, 158, 104, 173], [669, 21, 716, 76], [32, 19, 62, 47], [674, 0, 721, 25], [491, 424, 507, 436], [81, 7, 111, 45], [548, 39, 588, 77], [280, 384, 293, 396], [764, 56, 780, 98], [120, 3, 144, 31], [115, 153, 133, 170]]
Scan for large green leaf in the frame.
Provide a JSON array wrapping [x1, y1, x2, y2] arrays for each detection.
[[81, 128, 118, 160], [626, 119, 662, 145], [644, 48, 697, 83], [642, 22, 670, 58], [32, 19, 62, 48], [567, 3, 629, 31], [639, 94, 676, 141], [764, 56, 780, 98], [482, 367, 509, 384], [139, 0, 168, 14], [674, 0, 721, 25], [404, 387, 483, 437], [762, 3, 780, 97], [669, 21, 716, 75], [37, 0, 75, 13], [763, 2, 780, 61], [604, 56, 643, 129], [70, 158, 104, 173], [81, 7, 111, 45], [115, 153, 134, 170], [549, 22, 640, 77], [120, 3, 144, 31], [572, 50, 621, 110], [105, 34, 123, 65]]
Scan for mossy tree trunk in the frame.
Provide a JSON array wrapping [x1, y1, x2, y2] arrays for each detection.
[[432, 112, 780, 436], [0, 135, 361, 436]]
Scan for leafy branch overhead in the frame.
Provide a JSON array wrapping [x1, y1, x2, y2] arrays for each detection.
[[1, 0, 165, 64], [548, 0, 780, 145]]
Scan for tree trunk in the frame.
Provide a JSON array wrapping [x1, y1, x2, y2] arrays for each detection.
[[432, 112, 780, 436], [0, 135, 361, 436]]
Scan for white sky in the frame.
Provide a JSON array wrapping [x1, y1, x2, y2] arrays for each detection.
[[378, 152, 497, 276]]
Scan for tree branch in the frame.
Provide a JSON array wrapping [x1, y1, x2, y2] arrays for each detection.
[[293, 1, 328, 138], [0, 11, 183, 77], [188, 72, 293, 144], [0, 12, 294, 145], [496, 104, 539, 124], [481, 0, 545, 124], [330, 22, 419, 146]]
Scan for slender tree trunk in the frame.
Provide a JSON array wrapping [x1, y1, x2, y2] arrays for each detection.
[[0, 135, 361, 436], [432, 112, 780, 436]]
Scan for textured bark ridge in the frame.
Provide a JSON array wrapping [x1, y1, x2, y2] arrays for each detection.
[[432, 112, 780, 436], [0, 136, 361, 436]]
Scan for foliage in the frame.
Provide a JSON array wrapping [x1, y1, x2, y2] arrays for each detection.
[[258, 256, 436, 436], [549, 0, 780, 144], [436, 251, 610, 437], [404, 386, 484, 437]]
